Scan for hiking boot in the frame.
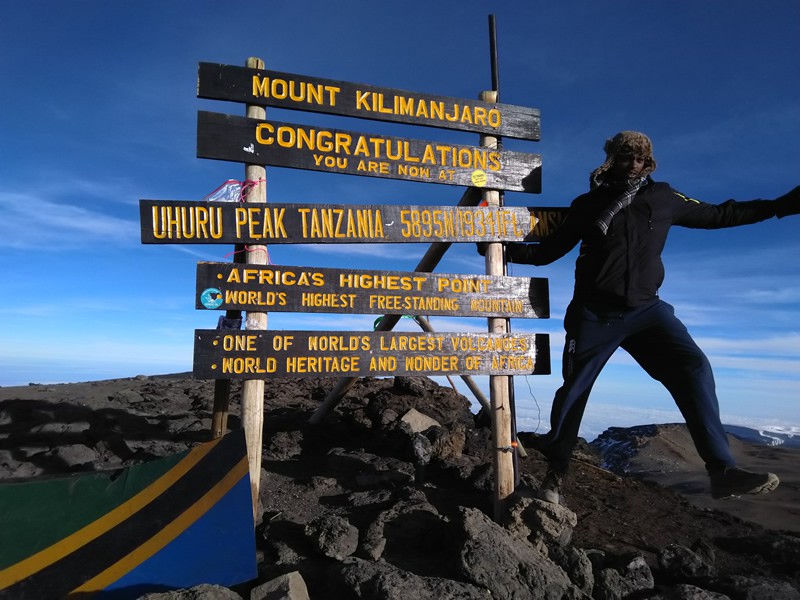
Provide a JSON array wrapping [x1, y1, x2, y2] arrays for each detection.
[[537, 470, 564, 504], [710, 467, 780, 499]]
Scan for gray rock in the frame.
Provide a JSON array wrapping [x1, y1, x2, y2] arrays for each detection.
[[594, 554, 654, 600], [648, 583, 731, 599], [358, 497, 441, 561], [326, 447, 415, 488], [504, 494, 578, 548], [112, 389, 146, 404], [455, 507, 583, 599], [658, 543, 715, 580], [345, 488, 394, 508], [49, 443, 99, 469], [31, 421, 90, 435], [308, 476, 341, 493], [332, 557, 491, 599], [392, 377, 428, 397], [136, 583, 242, 599], [264, 430, 304, 460], [354, 469, 414, 488], [548, 545, 595, 596], [305, 514, 359, 560], [250, 571, 309, 600], [400, 407, 441, 433], [360, 519, 388, 561], [424, 421, 467, 461], [715, 575, 800, 600], [408, 433, 433, 465], [718, 531, 800, 572], [264, 538, 302, 569]]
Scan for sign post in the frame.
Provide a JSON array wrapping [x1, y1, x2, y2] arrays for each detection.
[[193, 330, 547, 379], [197, 62, 541, 140], [140, 41, 551, 525], [240, 57, 268, 518], [195, 263, 549, 319], [196, 111, 541, 192], [480, 89, 515, 519], [139, 200, 565, 244]]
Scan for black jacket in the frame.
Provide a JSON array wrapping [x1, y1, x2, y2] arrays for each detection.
[[507, 179, 777, 308]]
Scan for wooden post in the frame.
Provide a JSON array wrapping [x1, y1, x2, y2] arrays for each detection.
[[211, 374, 232, 439], [480, 90, 515, 520], [210, 253, 245, 440], [308, 185, 481, 425], [240, 57, 268, 520]]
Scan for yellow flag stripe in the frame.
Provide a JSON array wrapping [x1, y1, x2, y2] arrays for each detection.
[[70, 457, 249, 594], [0, 438, 220, 587]]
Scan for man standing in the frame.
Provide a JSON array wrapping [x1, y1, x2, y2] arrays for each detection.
[[485, 131, 799, 504]]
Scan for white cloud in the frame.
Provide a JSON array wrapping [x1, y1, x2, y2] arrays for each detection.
[[0, 192, 139, 250], [699, 333, 800, 358]]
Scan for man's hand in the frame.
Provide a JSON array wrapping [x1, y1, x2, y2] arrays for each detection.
[[775, 185, 800, 218]]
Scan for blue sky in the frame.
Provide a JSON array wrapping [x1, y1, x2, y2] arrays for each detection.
[[2, 1, 798, 441]]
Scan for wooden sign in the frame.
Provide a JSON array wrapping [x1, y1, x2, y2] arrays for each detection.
[[197, 62, 541, 141], [193, 330, 550, 379], [140, 200, 567, 244], [197, 111, 542, 193], [196, 263, 549, 318], [530, 206, 569, 240]]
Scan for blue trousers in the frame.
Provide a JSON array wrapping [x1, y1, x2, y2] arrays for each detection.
[[542, 298, 735, 474]]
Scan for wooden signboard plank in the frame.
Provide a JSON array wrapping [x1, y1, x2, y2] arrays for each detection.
[[197, 62, 541, 141], [193, 330, 550, 379], [529, 206, 569, 240], [196, 111, 542, 193], [196, 263, 549, 319], [139, 200, 568, 244]]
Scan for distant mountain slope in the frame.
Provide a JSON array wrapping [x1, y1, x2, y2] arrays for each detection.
[[723, 424, 800, 448], [591, 423, 800, 532]]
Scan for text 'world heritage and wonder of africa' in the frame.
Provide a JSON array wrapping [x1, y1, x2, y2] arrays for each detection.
[[193, 331, 551, 379]]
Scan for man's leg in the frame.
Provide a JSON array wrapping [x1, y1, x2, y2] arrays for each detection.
[[538, 301, 623, 502], [622, 300, 779, 498]]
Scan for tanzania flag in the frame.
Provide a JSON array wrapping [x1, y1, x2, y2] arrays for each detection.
[[0, 430, 256, 598]]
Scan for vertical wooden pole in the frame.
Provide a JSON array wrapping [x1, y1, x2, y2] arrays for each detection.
[[211, 376, 232, 439], [210, 252, 245, 440], [480, 89, 514, 520], [241, 56, 268, 520]]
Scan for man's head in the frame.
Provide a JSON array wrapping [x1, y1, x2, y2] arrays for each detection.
[[591, 131, 657, 181]]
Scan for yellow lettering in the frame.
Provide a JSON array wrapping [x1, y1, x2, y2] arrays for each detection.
[[355, 90, 370, 110], [251, 75, 339, 107], [255, 123, 274, 145], [151, 205, 222, 240]]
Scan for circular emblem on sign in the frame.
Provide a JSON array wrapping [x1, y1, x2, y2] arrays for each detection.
[[471, 170, 487, 187], [200, 288, 223, 309]]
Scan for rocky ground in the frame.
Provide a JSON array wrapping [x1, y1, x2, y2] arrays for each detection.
[[1, 374, 798, 599]]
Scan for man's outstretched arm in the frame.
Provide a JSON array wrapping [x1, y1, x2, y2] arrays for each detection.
[[477, 204, 584, 265], [775, 185, 800, 218]]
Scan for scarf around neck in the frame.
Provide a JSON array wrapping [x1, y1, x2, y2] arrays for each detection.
[[590, 174, 648, 235]]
